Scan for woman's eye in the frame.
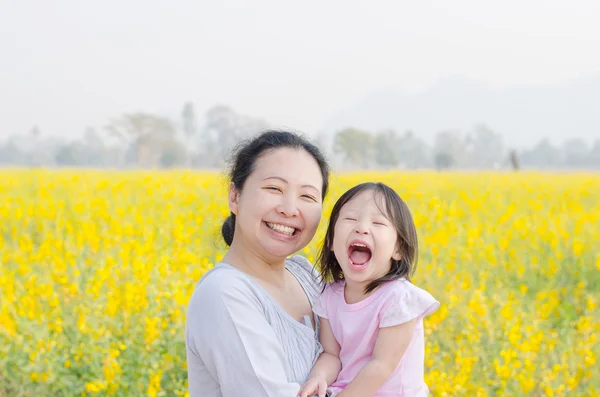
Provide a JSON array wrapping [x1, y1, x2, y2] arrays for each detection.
[[302, 195, 317, 202], [265, 186, 282, 192]]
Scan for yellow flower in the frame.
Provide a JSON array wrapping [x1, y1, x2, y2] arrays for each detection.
[[1, 170, 598, 396]]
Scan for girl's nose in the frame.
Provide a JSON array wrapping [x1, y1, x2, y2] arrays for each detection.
[[354, 221, 369, 234]]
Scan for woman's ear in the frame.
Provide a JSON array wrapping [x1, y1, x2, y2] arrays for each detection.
[[228, 182, 239, 215]]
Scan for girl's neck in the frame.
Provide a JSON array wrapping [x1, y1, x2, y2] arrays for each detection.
[[343, 280, 373, 304], [222, 238, 288, 287]]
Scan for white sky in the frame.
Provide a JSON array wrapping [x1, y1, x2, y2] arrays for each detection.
[[2, 0, 600, 139]]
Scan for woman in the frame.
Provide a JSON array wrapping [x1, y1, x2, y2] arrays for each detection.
[[185, 130, 335, 396]]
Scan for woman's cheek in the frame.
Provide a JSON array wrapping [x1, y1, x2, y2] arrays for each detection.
[[305, 204, 323, 232]]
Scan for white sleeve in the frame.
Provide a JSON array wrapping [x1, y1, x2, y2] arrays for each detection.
[[186, 274, 303, 397]]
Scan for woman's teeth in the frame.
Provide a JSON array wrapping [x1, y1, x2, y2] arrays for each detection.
[[266, 222, 296, 236]]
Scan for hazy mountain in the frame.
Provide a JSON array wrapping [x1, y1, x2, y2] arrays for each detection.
[[322, 73, 600, 148]]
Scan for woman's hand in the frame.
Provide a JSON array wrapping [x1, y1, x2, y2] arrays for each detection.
[[298, 376, 328, 397], [298, 317, 340, 397]]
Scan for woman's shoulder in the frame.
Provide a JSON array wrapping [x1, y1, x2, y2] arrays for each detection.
[[286, 254, 317, 273], [189, 264, 262, 305], [286, 255, 323, 298], [286, 255, 320, 278]]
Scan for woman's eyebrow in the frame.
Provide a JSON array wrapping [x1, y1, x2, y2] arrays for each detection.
[[263, 176, 319, 192]]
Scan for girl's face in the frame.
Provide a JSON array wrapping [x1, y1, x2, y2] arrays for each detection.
[[332, 189, 401, 288], [229, 147, 324, 260]]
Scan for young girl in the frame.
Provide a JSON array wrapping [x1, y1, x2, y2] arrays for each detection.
[[299, 182, 439, 397]]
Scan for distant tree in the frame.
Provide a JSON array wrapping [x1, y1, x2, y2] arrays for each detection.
[[562, 138, 588, 168], [0, 138, 26, 165], [160, 139, 188, 168], [313, 130, 332, 158], [465, 123, 505, 169], [333, 127, 373, 169], [81, 127, 106, 166], [105, 113, 176, 167], [373, 129, 400, 167], [588, 139, 600, 168], [521, 138, 560, 168], [83, 127, 104, 148], [200, 105, 270, 167], [30, 125, 41, 140], [182, 101, 197, 166], [434, 152, 453, 171], [55, 142, 85, 166], [397, 130, 431, 169], [509, 149, 520, 171], [433, 129, 465, 169], [29, 125, 42, 167]]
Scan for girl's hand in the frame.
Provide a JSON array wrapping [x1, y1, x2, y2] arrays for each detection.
[[298, 376, 328, 397]]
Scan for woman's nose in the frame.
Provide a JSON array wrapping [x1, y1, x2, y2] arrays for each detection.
[[277, 196, 299, 217]]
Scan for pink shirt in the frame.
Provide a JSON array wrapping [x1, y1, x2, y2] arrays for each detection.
[[313, 278, 440, 397]]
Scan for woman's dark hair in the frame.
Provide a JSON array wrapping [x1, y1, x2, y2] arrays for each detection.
[[221, 130, 330, 246], [317, 182, 418, 294]]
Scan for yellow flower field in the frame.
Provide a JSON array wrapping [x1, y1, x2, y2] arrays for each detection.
[[0, 169, 598, 396]]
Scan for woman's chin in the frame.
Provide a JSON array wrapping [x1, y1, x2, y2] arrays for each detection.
[[261, 241, 304, 260], [259, 224, 314, 258]]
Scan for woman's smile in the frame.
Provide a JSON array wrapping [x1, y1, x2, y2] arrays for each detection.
[[263, 221, 303, 243]]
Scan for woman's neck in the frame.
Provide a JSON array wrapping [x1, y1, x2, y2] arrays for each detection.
[[222, 239, 288, 287]]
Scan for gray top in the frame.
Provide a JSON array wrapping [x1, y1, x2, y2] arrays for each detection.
[[185, 255, 324, 397]]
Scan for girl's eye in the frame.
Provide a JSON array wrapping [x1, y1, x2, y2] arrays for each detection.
[[374, 222, 386, 226], [344, 217, 357, 221]]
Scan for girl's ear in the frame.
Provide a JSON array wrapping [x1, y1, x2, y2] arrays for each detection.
[[392, 241, 402, 261]]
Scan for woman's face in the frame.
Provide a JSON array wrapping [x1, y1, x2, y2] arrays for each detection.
[[228, 147, 324, 259]]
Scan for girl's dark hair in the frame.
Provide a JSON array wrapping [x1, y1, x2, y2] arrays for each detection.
[[317, 182, 418, 294], [221, 130, 330, 246]]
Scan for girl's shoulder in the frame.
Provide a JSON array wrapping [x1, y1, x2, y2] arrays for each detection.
[[386, 277, 434, 296], [379, 278, 440, 327]]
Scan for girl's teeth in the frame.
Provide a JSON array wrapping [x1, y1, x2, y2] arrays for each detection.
[[267, 222, 295, 235]]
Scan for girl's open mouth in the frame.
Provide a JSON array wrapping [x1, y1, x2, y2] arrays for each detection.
[[348, 242, 372, 266]]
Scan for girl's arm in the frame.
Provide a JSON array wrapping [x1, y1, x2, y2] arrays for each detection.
[[336, 318, 417, 397], [298, 317, 341, 397]]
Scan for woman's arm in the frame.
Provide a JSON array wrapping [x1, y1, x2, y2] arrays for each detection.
[[298, 317, 341, 397], [336, 318, 417, 397], [186, 273, 303, 397]]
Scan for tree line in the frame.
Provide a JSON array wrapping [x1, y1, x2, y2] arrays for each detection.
[[1, 102, 599, 170]]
